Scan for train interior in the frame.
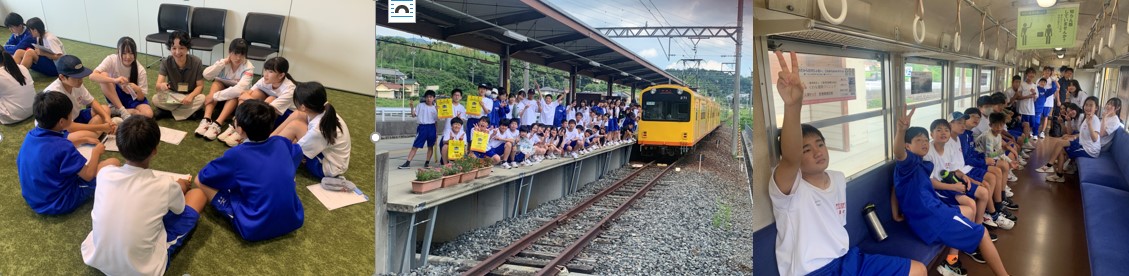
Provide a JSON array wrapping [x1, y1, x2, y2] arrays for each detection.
[[749, 0, 1129, 275]]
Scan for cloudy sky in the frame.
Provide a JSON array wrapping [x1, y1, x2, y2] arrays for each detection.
[[377, 0, 752, 77]]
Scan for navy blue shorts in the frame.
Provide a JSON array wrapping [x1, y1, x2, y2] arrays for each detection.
[[1041, 107, 1052, 116], [967, 167, 987, 182], [808, 247, 911, 276], [1066, 139, 1092, 158], [1022, 114, 1040, 131], [211, 192, 237, 221], [514, 152, 526, 162], [272, 109, 293, 129], [110, 85, 149, 109], [933, 210, 985, 253], [412, 124, 437, 148], [75, 108, 93, 124], [473, 146, 502, 159], [936, 183, 979, 206], [29, 56, 57, 76], [162, 206, 199, 264], [304, 153, 326, 179]]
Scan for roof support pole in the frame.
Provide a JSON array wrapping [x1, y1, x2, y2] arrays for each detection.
[[631, 83, 638, 104], [569, 65, 578, 105], [607, 76, 615, 97], [500, 45, 512, 95]]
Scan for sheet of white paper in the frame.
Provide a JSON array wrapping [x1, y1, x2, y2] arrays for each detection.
[[159, 127, 187, 145], [306, 184, 368, 210], [77, 145, 94, 161], [151, 169, 191, 183], [103, 135, 119, 152]]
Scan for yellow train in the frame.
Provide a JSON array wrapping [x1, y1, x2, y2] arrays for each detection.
[[635, 84, 721, 156]]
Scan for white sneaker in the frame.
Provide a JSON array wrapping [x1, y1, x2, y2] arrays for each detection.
[[1036, 164, 1055, 173], [223, 131, 244, 147], [1007, 172, 1018, 182], [525, 160, 534, 167], [203, 122, 221, 140], [1005, 186, 1014, 197], [502, 163, 512, 169], [572, 152, 579, 158], [194, 119, 210, 137], [1019, 159, 1027, 167], [1023, 142, 1035, 150], [983, 215, 999, 227], [994, 215, 1016, 230], [1045, 174, 1065, 183], [217, 124, 237, 141]]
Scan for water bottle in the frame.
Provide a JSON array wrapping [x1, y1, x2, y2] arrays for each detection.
[[864, 203, 888, 242]]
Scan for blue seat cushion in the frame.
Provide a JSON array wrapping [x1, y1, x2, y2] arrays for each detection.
[[1076, 155, 1128, 191], [752, 224, 780, 276], [856, 220, 946, 263], [1079, 183, 1129, 276]]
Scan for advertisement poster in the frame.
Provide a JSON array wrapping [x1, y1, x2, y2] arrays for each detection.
[[798, 67, 857, 105], [910, 71, 933, 94]]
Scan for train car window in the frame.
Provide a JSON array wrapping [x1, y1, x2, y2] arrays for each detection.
[[954, 67, 976, 112], [768, 51, 888, 177], [641, 89, 692, 122], [980, 68, 993, 93], [906, 61, 946, 127]]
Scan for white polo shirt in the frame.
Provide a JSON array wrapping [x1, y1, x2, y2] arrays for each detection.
[[1017, 81, 1037, 115], [0, 64, 34, 124], [539, 99, 558, 125], [95, 54, 149, 97], [253, 78, 297, 114], [81, 165, 185, 276], [297, 112, 352, 177], [442, 103, 467, 137], [769, 169, 849, 276], [46, 79, 95, 121], [1079, 114, 1102, 157], [414, 102, 437, 124]]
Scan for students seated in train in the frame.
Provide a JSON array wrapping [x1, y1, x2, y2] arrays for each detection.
[[1038, 97, 1103, 183], [957, 109, 1018, 222], [987, 92, 1026, 171], [769, 52, 926, 276], [925, 119, 1009, 233], [1062, 80, 1089, 108], [1098, 98, 1123, 151], [891, 107, 1011, 276]]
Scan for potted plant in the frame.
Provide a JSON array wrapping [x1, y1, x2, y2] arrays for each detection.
[[457, 158, 477, 183], [411, 168, 443, 194], [440, 163, 461, 188], [476, 158, 493, 178]]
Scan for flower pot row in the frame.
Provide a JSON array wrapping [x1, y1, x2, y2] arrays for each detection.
[[411, 158, 495, 194]]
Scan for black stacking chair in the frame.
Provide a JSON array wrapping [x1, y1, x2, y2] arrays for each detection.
[[189, 7, 227, 63], [144, 4, 191, 68], [242, 12, 285, 61]]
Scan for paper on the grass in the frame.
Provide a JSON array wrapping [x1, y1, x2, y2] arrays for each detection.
[[151, 169, 191, 183], [103, 135, 119, 152], [159, 127, 187, 145], [306, 184, 368, 210], [77, 145, 94, 161]]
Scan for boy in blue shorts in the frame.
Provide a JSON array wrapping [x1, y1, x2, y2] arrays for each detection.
[[195, 100, 304, 241], [81, 116, 205, 274], [47, 55, 115, 144], [891, 106, 1011, 276], [769, 52, 925, 276], [17, 92, 120, 215], [399, 90, 438, 169]]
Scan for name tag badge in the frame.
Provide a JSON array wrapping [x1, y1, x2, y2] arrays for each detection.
[[177, 83, 189, 93]]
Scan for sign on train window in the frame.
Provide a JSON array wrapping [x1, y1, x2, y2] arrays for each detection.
[[798, 67, 857, 104], [1016, 3, 1078, 50]]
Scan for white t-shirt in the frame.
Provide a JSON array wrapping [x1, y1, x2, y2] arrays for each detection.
[[1002, 88, 1016, 105], [566, 107, 579, 122], [769, 169, 849, 276], [81, 165, 185, 276], [539, 99, 558, 125], [1100, 117, 1124, 150], [1079, 114, 1102, 157], [1067, 91, 1090, 108], [202, 58, 254, 101], [471, 96, 493, 119], [252, 78, 296, 114], [973, 111, 991, 136], [0, 65, 35, 124], [414, 102, 437, 124], [297, 112, 351, 177], [442, 103, 467, 137], [487, 128, 509, 149], [95, 54, 149, 97], [46, 79, 95, 121], [924, 139, 969, 180], [564, 128, 582, 143], [1017, 81, 1037, 115], [1042, 80, 1057, 108], [443, 127, 466, 142], [38, 32, 64, 56], [520, 99, 538, 126]]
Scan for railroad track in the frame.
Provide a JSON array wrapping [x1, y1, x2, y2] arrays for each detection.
[[461, 159, 682, 276]]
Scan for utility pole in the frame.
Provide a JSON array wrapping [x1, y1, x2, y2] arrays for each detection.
[[523, 62, 530, 90], [731, 0, 744, 157]]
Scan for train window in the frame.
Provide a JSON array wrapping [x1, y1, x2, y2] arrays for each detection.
[[954, 67, 976, 112], [641, 92, 692, 122], [980, 68, 993, 93], [768, 51, 887, 177], [906, 61, 945, 128]]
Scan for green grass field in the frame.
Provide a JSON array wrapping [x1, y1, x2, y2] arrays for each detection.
[[0, 34, 374, 275]]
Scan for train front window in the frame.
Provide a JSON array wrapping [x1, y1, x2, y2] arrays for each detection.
[[642, 100, 691, 122]]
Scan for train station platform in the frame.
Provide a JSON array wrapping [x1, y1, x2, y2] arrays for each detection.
[[377, 137, 635, 273]]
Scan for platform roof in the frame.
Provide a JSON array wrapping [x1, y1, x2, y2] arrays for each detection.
[[377, 0, 685, 87]]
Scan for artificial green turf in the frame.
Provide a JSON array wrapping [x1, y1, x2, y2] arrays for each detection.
[[0, 33, 375, 275]]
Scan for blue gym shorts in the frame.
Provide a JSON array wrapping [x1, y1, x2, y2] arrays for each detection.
[[1066, 139, 1093, 159], [272, 109, 293, 129], [936, 183, 979, 206], [74, 108, 93, 124], [111, 85, 149, 109], [808, 247, 911, 276], [932, 209, 985, 253], [162, 206, 199, 265], [412, 123, 437, 148], [303, 153, 327, 179]]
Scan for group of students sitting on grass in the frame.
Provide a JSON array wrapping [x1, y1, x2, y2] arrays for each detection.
[[6, 11, 354, 275], [398, 83, 638, 170], [770, 51, 1126, 276]]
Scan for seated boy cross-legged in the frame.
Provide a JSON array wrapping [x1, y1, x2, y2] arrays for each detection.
[[195, 99, 305, 241], [17, 92, 120, 215], [81, 116, 206, 274], [891, 107, 1011, 276], [769, 51, 925, 276]]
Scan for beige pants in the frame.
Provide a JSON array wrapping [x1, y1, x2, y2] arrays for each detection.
[[152, 91, 204, 120]]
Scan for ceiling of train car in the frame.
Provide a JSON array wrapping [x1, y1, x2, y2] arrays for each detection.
[[756, 0, 1127, 66]]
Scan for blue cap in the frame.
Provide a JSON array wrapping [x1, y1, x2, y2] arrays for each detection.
[[54, 55, 92, 78], [951, 111, 967, 121]]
